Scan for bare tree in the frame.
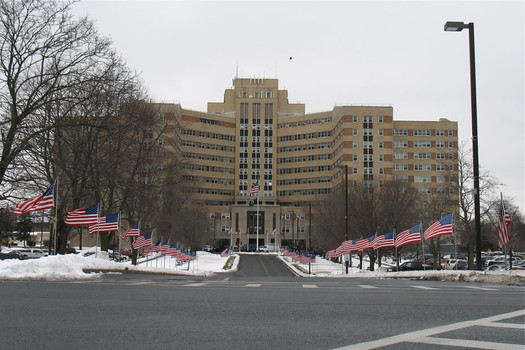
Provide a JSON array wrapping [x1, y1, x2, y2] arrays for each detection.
[[0, 0, 113, 200], [455, 141, 499, 268]]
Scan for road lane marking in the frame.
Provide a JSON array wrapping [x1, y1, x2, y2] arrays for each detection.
[[412, 336, 524, 350], [484, 322, 525, 330], [259, 258, 269, 274], [357, 285, 378, 289], [244, 284, 261, 288], [302, 284, 318, 288], [463, 285, 498, 291], [411, 285, 439, 290], [335, 308, 525, 350], [183, 283, 208, 287]]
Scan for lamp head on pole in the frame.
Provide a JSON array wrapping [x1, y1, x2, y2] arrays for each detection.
[[444, 21, 469, 32]]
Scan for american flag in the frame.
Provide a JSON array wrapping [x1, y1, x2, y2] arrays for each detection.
[[424, 213, 453, 240], [373, 232, 395, 250], [14, 182, 55, 215], [132, 232, 153, 250], [354, 238, 372, 251], [339, 241, 351, 254], [89, 212, 119, 235], [325, 248, 338, 259], [65, 203, 99, 226], [144, 240, 161, 255], [121, 222, 140, 239], [167, 243, 182, 257], [395, 224, 421, 248], [498, 201, 511, 250], [160, 240, 170, 254], [249, 180, 259, 196], [221, 246, 232, 257]]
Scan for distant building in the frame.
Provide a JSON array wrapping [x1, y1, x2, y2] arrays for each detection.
[[154, 78, 458, 250]]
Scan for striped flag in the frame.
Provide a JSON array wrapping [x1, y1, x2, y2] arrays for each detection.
[[144, 240, 161, 255], [498, 200, 511, 250], [14, 182, 55, 215], [121, 222, 140, 239], [89, 212, 119, 234], [221, 246, 232, 257], [354, 238, 372, 251], [132, 232, 153, 250], [160, 240, 170, 254], [373, 232, 395, 250], [65, 204, 99, 226], [424, 213, 453, 240], [249, 180, 259, 196], [395, 224, 421, 248]]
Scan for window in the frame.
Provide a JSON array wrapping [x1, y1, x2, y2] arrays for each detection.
[[436, 141, 445, 148], [378, 116, 384, 123], [221, 213, 230, 220], [414, 152, 431, 159], [353, 115, 358, 123], [415, 175, 431, 182], [415, 164, 432, 171], [394, 164, 408, 171], [393, 129, 408, 136], [353, 141, 358, 148], [394, 140, 408, 148], [414, 141, 431, 148], [436, 153, 446, 159], [394, 152, 408, 159], [414, 129, 431, 136], [436, 130, 445, 136], [353, 128, 358, 136], [353, 167, 358, 174]]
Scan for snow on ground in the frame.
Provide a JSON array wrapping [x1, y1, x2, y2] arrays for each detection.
[[1, 247, 524, 285]]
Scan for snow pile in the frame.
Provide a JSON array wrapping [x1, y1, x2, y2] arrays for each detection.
[[0, 254, 124, 280], [1, 249, 523, 285], [0, 250, 235, 280], [278, 255, 525, 285]]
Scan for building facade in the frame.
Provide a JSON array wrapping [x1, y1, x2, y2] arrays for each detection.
[[161, 78, 458, 250]]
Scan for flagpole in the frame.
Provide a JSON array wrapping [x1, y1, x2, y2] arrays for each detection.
[[453, 212, 458, 270], [53, 178, 58, 255], [420, 221, 426, 270], [501, 192, 508, 270], [256, 192, 259, 251], [394, 229, 398, 269]]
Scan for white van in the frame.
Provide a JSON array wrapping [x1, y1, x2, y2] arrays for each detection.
[[259, 244, 278, 252]]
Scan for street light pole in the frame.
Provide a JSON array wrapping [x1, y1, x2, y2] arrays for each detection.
[[445, 21, 482, 270]]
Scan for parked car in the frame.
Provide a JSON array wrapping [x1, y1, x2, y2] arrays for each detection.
[[487, 256, 522, 266], [202, 245, 213, 252], [259, 244, 278, 252], [387, 261, 434, 272], [16, 248, 48, 259], [240, 244, 257, 252], [0, 251, 24, 260], [443, 259, 468, 270]]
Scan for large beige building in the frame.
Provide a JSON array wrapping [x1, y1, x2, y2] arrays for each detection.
[[159, 78, 458, 250]]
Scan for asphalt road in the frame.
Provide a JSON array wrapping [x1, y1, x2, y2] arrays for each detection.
[[1, 254, 523, 350]]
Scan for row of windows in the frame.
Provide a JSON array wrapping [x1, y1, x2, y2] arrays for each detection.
[[279, 131, 330, 142], [279, 188, 331, 196], [394, 140, 454, 148], [279, 142, 330, 152], [394, 129, 454, 136], [279, 154, 331, 163], [183, 129, 234, 141], [279, 165, 332, 174], [393, 152, 455, 160], [394, 175, 455, 183]]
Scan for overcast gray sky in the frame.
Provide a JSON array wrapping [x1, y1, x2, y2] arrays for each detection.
[[73, 0, 524, 213]]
